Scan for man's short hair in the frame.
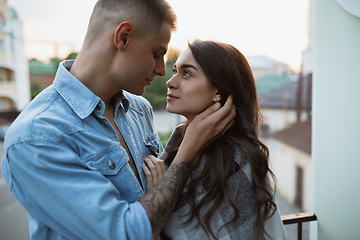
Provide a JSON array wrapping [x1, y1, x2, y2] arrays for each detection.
[[86, 0, 177, 42]]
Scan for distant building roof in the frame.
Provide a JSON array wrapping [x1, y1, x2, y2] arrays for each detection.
[[247, 55, 287, 69], [29, 59, 57, 74], [259, 74, 312, 109], [270, 118, 312, 154], [256, 75, 292, 94]]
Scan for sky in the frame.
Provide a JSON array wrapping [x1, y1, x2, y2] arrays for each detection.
[[7, 0, 309, 72]]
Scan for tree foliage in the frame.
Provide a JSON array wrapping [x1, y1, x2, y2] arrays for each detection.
[[65, 52, 78, 60], [30, 82, 44, 100]]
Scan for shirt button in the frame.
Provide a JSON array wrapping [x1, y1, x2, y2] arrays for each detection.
[[108, 162, 116, 170], [95, 103, 101, 110]]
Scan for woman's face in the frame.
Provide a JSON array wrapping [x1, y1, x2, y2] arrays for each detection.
[[166, 48, 219, 121]]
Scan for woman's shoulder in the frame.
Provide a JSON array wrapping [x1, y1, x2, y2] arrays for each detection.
[[167, 123, 185, 147], [194, 145, 252, 183], [159, 123, 185, 161], [232, 146, 252, 182], [233, 146, 247, 163]]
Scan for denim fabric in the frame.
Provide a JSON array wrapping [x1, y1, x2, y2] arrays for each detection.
[[2, 60, 163, 240]]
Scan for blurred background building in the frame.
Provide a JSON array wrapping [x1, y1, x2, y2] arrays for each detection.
[[247, 55, 295, 80], [0, 1, 30, 239], [262, 1, 360, 240], [0, 0, 30, 115]]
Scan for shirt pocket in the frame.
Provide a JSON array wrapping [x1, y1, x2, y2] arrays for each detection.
[[144, 132, 161, 157], [83, 144, 128, 176]]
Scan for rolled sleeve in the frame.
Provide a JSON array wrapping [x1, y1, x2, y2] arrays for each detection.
[[125, 201, 153, 240], [4, 141, 153, 240]]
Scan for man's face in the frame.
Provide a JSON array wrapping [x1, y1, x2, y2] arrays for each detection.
[[119, 22, 172, 95]]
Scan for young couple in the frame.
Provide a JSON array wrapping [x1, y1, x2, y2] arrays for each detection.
[[2, 0, 285, 239]]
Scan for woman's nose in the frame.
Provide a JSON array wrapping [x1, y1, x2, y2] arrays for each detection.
[[166, 76, 176, 88]]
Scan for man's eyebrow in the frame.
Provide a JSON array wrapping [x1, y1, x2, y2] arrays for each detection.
[[158, 45, 167, 55]]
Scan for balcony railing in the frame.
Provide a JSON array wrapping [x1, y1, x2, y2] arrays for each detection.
[[281, 212, 317, 240]]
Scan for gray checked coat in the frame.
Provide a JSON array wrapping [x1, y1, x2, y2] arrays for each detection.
[[160, 126, 287, 240]]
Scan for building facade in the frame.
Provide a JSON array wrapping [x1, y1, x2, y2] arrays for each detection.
[[311, 0, 360, 239], [265, 119, 312, 212], [247, 55, 295, 81], [0, 0, 30, 112]]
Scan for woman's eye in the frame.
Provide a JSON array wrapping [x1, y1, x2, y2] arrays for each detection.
[[172, 68, 177, 75], [184, 70, 191, 76], [153, 53, 160, 58]]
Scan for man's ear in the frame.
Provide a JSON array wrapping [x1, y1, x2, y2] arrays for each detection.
[[114, 21, 134, 50]]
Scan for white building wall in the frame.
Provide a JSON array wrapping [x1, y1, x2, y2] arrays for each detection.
[[301, 0, 315, 76], [0, 3, 30, 111], [265, 138, 312, 212], [260, 108, 308, 133], [301, 48, 313, 76], [11, 19, 30, 110], [312, 0, 360, 239]]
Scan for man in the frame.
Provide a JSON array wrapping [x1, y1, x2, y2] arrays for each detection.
[[2, 0, 235, 239]]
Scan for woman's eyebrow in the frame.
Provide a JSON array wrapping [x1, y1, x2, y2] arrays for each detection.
[[180, 64, 198, 70]]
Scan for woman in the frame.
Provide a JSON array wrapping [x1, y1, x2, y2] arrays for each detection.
[[142, 40, 286, 240]]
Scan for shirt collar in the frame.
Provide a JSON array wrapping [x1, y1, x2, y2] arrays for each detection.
[[114, 91, 130, 113], [53, 60, 129, 119]]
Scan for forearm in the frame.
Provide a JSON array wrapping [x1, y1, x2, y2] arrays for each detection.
[[139, 157, 194, 239]]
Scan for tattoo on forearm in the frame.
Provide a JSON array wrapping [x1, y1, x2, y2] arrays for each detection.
[[139, 160, 194, 234]]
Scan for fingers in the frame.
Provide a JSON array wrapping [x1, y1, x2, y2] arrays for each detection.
[[218, 98, 236, 133], [213, 95, 236, 132], [193, 95, 235, 135], [143, 155, 158, 182], [176, 95, 236, 166], [216, 95, 235, 122], [193, 102, 221, 121], [182, 95, 236, 153], [144, 155, 166, 177], [142, 163, 154, 191], [222, 118, 235, 135], [142, 155, 166, 191], [223, 94, 234, 108], [149, 155, 166, 176]]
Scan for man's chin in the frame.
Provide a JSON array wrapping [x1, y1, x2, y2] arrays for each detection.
[[125, 88, 145, 96]]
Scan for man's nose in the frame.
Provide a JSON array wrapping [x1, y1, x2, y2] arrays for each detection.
[[155, 59, 166, 77]]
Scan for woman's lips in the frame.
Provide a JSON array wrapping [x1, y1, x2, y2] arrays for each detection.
[[166, 94, 178, 101]]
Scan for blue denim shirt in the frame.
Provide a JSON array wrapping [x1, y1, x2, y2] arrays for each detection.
[[2, 60, 164, 240]]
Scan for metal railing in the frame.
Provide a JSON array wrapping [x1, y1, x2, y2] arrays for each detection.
[[281, 212, 317, 240]]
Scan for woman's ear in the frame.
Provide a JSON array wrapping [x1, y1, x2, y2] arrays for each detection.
[[213, 92, 221, 103], [114, 21, 134, 50]]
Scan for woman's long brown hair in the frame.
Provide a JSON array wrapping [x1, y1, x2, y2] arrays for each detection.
[[166, 40, 277, 239]]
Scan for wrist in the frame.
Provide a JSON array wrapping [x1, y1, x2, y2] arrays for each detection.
[[173, 144, 200, 167]]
